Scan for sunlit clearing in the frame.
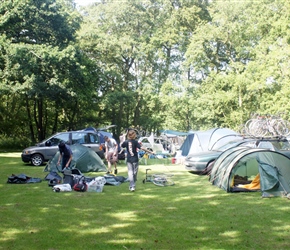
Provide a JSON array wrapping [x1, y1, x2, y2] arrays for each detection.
[[276, 206, 290, 212], [220, 230, 240, 238], [107, 236, 144, 244], [138, 194, 158, 199], [0, 228, 39, 242], [208, 201, 222, 206], [166, 206, 177, 210], [195, 226, 208, 232], [61, 227, 110, 234], [111, 223, 133, 229], [272, 225, 290, 232], [111, 211, 138, 221], [0, 153, 21, 158]]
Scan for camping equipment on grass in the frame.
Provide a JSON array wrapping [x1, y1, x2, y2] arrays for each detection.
[[44, 171, 62, 186], [63, 168, 84, 188], [52, 184, 72, 192], [7, 174, 42, 184], [87, 177, 106, 192], [73, 176, 88, 192]]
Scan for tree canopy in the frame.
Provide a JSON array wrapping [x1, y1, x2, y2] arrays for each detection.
[[1, 0, 290, 147]]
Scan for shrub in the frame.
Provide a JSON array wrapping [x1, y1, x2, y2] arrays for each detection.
[[0, 135, 31, 151]]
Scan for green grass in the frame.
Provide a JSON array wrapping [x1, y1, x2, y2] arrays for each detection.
[[1, 153, 290, 249]]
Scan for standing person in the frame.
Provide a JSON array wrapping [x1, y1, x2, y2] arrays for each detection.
[[57, 141, 73, 170], [121, 129, 153, 192], [104, 136, 118, 174]]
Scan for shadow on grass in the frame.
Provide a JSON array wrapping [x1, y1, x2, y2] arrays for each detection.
[[1, 156, 290, 249]]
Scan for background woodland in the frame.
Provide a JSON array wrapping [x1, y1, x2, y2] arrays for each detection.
[[1, 0, 290, 148]]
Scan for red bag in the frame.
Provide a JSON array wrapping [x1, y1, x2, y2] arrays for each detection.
[[73, 182, 87, 192], [73, 176, 87, 192]]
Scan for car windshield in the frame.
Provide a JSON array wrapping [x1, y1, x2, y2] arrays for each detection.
[[216, 140, 245, 151]]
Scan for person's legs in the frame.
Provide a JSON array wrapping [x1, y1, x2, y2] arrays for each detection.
[[61, 156, 69, 170], [127, 162, 139, 191], [112, 154, 118, 174], [132, 162, 139, 184], [106, 152, 113, 173], [127, 162, 135, 190]]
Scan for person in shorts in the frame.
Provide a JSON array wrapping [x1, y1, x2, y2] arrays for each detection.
[[104, 136, 118, 174]]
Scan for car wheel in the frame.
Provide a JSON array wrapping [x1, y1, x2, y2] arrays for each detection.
[[31, 154, 44, 166]]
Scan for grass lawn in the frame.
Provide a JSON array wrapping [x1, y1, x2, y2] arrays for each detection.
[[1, 153, 290, 250]]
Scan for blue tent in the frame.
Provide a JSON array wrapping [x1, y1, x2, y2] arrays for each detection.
[[179, 128, 240, 156]]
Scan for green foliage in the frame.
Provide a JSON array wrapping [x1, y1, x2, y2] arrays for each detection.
[[0, 0, 81, 45], [0, 135, 31, 151], [2, 0, 290, 144]]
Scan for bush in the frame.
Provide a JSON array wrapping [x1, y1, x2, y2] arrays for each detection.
[[0, 135, 31, 151]]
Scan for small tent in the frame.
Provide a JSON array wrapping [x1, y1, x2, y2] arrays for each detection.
[[179, 128, 240, 157], [44, 144, 107, 173], [209, 146, 290, 197]]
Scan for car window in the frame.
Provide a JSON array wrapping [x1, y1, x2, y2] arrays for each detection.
[[89, 133, 99, 144], [71, 132, 99, 144], [49, 133, 69, 146], [72, 132, 87, 144]]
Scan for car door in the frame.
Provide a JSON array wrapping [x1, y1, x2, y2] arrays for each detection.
[[42, 132, 70, 159], [71, 132, 104, 158], [86, 132, 104, 158]]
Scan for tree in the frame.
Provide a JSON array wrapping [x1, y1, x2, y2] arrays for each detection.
[[0, 0, 97, 142], [78, 0, 210, 134], [184, 0, 290, 130]]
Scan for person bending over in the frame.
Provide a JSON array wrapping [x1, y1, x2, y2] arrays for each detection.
[[57, 141, 73, 170], [104, 136, 118, 174]]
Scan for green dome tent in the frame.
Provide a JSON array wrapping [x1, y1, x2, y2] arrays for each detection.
[[209, 147, 290, 197], [44, 144, 107, 173]]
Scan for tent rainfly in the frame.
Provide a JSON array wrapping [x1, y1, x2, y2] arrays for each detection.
[[44, 144, 107, 173], [209, 146, 290, 198]]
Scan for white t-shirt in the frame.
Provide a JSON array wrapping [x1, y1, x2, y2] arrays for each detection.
[[105, 138, 117, 153]]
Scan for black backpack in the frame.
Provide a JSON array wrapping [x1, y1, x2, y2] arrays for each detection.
[[48, 178, 61, 187]]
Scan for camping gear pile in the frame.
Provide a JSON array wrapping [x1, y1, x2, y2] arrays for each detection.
[[7, 174, 42, 184], [87, 177, 107, 192], [46, 169, 107, 192], [45, 168, 128, 192]]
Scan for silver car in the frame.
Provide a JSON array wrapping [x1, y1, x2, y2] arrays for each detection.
[[21, 130, 105, 166]]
